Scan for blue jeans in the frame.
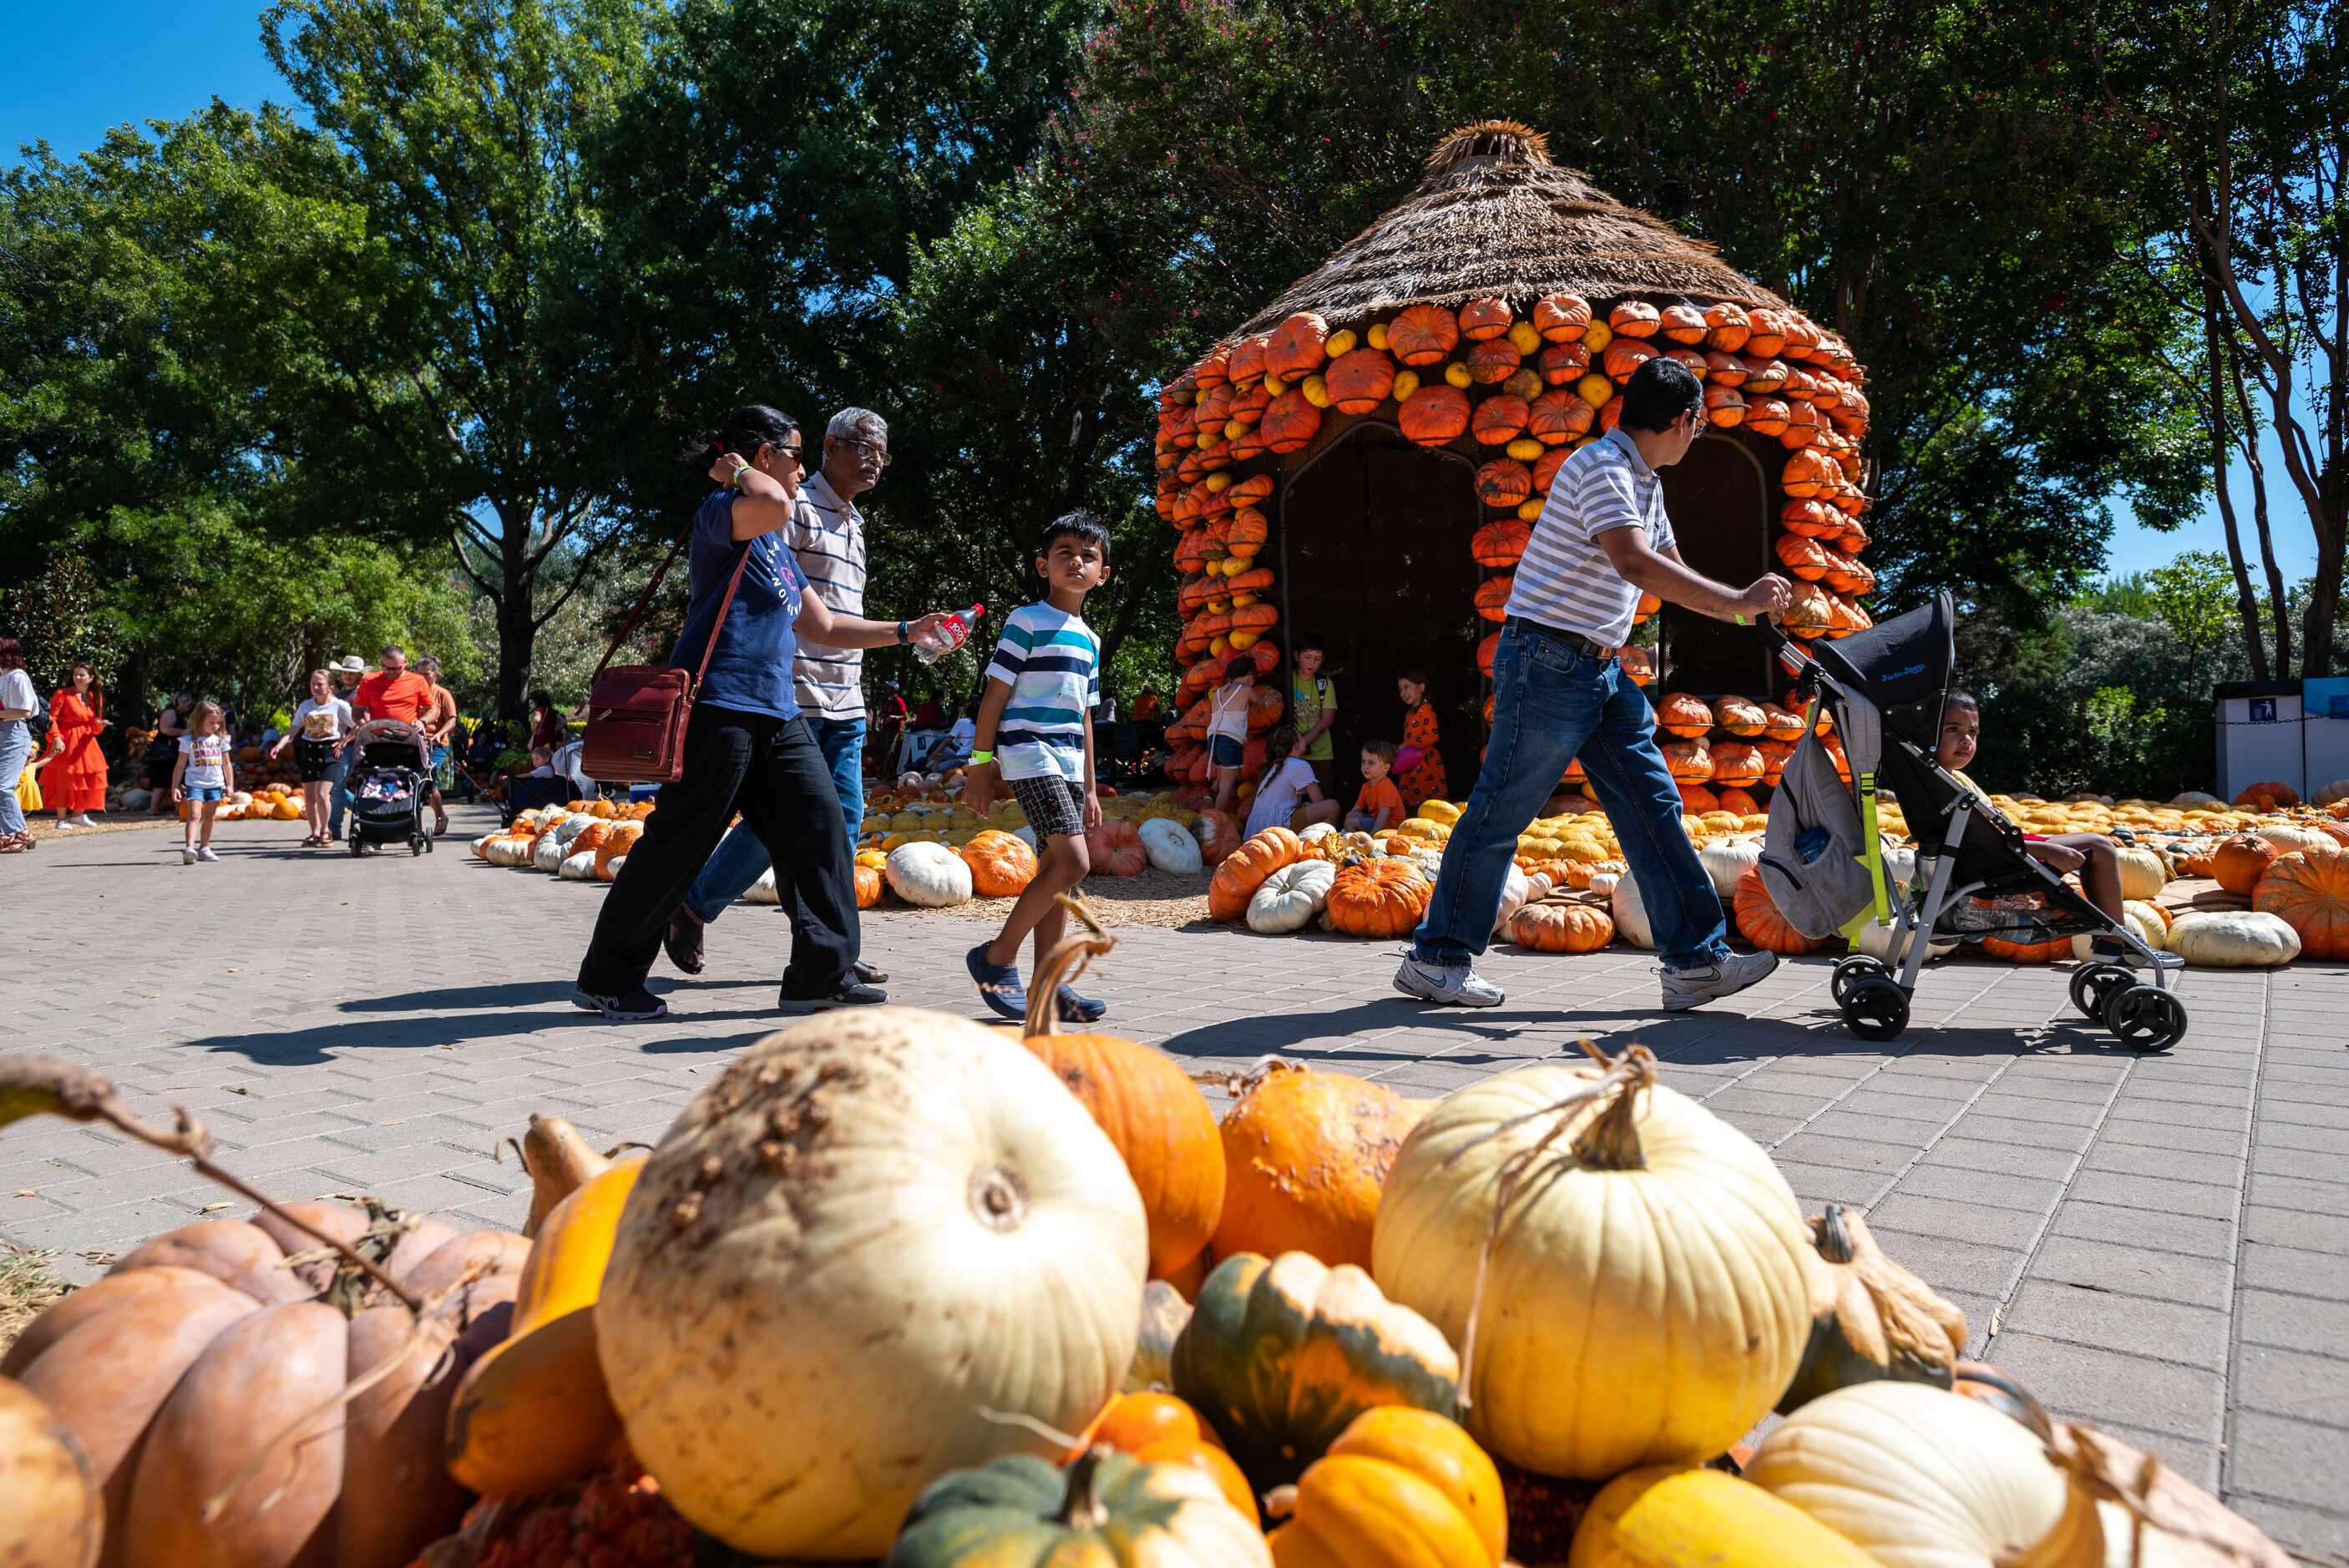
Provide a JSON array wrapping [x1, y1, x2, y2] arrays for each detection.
[[1412, 619, 1730, 971], [687, 714, 865, 923], [0, 721, 29, 836], [326, 747, 351, 837]]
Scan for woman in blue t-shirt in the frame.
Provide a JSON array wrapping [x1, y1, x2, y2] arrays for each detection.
[[575, 405, 949, 1021]]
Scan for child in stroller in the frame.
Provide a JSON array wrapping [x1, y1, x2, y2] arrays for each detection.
[[341, 718, 435, 856]]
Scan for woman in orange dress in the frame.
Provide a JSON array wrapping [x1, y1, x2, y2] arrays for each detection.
[[46, 662, 109, 828], [1395, 670, 1446, 812]]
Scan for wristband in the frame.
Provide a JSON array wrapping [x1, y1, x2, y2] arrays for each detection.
[[728, 460, 750, 487], [969, 750, 995, 765], [897, 620, 909, 645], [1733, 614, 1749, 625]]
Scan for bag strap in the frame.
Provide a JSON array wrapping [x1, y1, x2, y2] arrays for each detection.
[[688, 541, 757, 692]]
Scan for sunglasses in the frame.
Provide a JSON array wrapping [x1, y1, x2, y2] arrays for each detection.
[[767, 443, 806, 469]]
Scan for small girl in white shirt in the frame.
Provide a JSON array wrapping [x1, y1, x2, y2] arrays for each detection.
[[171, 701, 235, 865]]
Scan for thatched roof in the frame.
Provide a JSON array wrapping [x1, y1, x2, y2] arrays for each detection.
[[1229, 120, 1793, 341]]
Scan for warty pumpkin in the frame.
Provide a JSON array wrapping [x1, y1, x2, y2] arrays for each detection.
[[1745, 1382, 2103, 1568], [1020, 921, 1225, 1279], [1778, 1204, 1966, 1414], [2252, 845, 2349, 959], [1532, 292, 1592, 341], [5, 1201, 526, 1568], [1207, 1059, 1416, 1270], [1386, 304, 1460, 366], [595, 1009, 1148, 1559], [884, 1446, 1270, 1567], [959, 828, 1038, 898], [1371, 1044, 1811, 1479], [1475, 458, 1533, 508], [1170, 1251, 1459, 1492], [1268, 1408, 1506, 1568]]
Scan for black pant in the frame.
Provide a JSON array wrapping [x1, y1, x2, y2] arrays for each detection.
[[578, 704, 857, 998]]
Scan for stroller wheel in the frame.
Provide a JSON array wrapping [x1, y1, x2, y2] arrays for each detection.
[[1839, 974, 1910, 1042], [1832, 955, 1891, 1009], [2068, 961, 2133, 1024], [2104, 984, 2187, 1052], [350, 834, 364, 856]]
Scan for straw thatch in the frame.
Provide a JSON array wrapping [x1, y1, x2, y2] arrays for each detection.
[[1229, 120, 1792, 341]]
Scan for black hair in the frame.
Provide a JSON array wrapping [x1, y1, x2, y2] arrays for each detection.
[[682, 404, 800, 475], [529, 689, 552, 709], [1040, 508, 1112, 564], [1296, 630, 1330, 655], [1945, 690, 1981, 715], [1361, 737, 1398, 764], [1620, 357, 1706, 433], [0, 637, 22, 671], [1222, 658, 1256, 682], [1257, 721, 1299, 794], [1398, 668, 1430, 690]]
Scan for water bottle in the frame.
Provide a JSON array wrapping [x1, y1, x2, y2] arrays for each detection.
[[914, 604, 985, 665]]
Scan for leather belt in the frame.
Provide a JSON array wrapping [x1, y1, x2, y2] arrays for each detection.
[[1505, 616, 1619, 664]]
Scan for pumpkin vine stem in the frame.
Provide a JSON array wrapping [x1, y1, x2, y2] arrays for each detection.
[[1439, 1038, 1657, 1414], [0, 1055, 423, 1314], [1056, 1444, 1115, 1531], [2043, 1424, 2250, 1568], [1023, 893, 1113, 1039]]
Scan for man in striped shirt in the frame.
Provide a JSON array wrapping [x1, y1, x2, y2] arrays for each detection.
[[1396, 357, 1795, 1012], [666, 407, 893, 984]]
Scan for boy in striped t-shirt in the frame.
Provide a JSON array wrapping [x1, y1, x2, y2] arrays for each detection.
[[963, 511, 1113, 1023]]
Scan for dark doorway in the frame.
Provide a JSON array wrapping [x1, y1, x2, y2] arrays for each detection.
[[1279, 422, 1482, 781], [1658, 432, 1774, 695]]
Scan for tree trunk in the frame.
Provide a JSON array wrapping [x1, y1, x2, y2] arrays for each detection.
[[2222, 330, 2293, 675], [495, 509, 538, 721], [2201, 275, 2268, 679]]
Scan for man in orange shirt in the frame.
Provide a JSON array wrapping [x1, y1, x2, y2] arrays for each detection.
[[351, 644, 433, 724]]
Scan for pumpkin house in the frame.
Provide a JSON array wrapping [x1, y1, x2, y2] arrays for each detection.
[[1155, 121, 1875, 813]]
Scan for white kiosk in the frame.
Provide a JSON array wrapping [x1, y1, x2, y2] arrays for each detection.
[[2215, 680, 2305, 800], [2304, 676, 2349, 797]]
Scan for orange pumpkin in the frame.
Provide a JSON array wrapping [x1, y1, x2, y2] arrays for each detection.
[[1266, 311, 1331, 378], [961, 829, 1039, 898], [1192, 808, 1243, 867], [1617, 645, 1655, 685], [1207, 826, 1305, 920], [1324, 858, 1433, 938], [1661, 738, 1714, 782], [1659, 302, 1709, 344], [1536, 341, 1592, 385], [1601, 336, 1658, 382], [1734, 867, 1820, 955], [1208, 1060, 1415, 1269], [1717, 787, 1762, 817], [1704, 301, 1753, 352], [1477, 631, 1499, 676], [853, 864, 883, 908], [1711, 743, 1765, 788], [1608, 300, 1661, 338], [1982, 928, 2072, 964], [1228, 333, 1269, 387], [1759, 704, 1809, 742], [1776, 534, 1834, 580], [1325, 346, 1397, 413], [1782, 449, 1838, 497], [1465, 336, 1521, 383], [1713, 696, 1766, 736], [1474, 575, 1515, 623], [1472, 517, 1531, 568], [1745, 310, 1790, 357], [1531, 444, 1571, 498], [1744, 397, 1792, 437], [2232, 780, 2300, 810], [1656, 691, 1714, 738], [1526, 388, 1594, 448], [1532, 292, 1592, 341], [1474, 458, 1533, 510], [1226, 509, 1268, 559], [1398, 384, 1471, 447], [2211, 832, 2281, 896], [2252, 846, 2349, 958], [1678, 782, 1720, 815], [1456, 297, 1513, 341], [1247, 684, 1287, 735], [1086, 819, 1148, 877], [1085, 1392, 1257, 1523], [1509, 896, 1615, 953], [1704, 386, 1747, 427], [1387, 304, 1461, 366], [1261, 391, 1322, 455], [1470, 394, 1530, 445], [1780, 498, 1840, 537]]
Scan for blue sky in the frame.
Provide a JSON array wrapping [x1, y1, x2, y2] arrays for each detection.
[[2, 0, 2324, 586]]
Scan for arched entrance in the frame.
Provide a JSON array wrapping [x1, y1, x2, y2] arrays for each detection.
[[1278, 421, 1482, 774], [1658, 432, 1775, 697]]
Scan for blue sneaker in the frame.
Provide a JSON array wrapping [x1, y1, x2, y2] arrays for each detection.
[[1056, 986, 1108, 1025], [967, 944, 1026, 1021]]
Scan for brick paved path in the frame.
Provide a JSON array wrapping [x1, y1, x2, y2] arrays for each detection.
[[4, 807, 2344, 1557]]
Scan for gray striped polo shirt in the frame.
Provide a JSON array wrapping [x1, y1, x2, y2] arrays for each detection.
[[790, 470, 868, 721], [1502, 426, 1675, 645]]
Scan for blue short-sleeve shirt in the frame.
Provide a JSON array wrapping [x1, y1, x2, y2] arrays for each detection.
[[671, 489, 809, 721]]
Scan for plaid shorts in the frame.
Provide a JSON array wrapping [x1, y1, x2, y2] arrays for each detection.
[[1008, 772, 1086, 840]]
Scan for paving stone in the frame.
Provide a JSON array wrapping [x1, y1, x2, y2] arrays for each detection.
[[2223, 1495, 2349, 1561], [2063, 1169, 2241, 1221], [1768, 1161, 1892, 1211], [1889, 1163, 2066, 1214], [2079, 1139, 2245, 1188], [1984, 1331, 2225, 1440], [2245, 1172, 2349, 1218], [1855, 1227, 2028, 1303], [1772, 1131, 1920, 1175], [2235, 1242, 2349, 1301], [2232, 1343, 2349, 1427], [2259, 1120, 2349, 1156], [2225, 1410, 2349, 1515], [1916, 1136, 2081, 1182], [1866, 1192, 2050, 1250], [1941, 1113, 2099, 1155], [2000, 1279, 2229, 1369], [2025, 1234, 2233, 1311], [2241, 1205, 2349, 1254], [2045, 1201, 2237, 1261], [2091, 1116, 2250, 1157], [2234, 1288, 2349, 1358]]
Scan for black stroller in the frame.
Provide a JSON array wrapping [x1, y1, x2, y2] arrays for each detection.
[[345, 721, 436, 857], [1764, 592, 2188, 1051]]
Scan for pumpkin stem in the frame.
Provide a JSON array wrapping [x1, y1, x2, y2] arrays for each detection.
[[0, 1055, 424, 1314], [1056, 1444, 1115, 1531], [2038, 1425, 2249, 1568], [1262, 1484, 1299, 1522], [1444, 1039, 1657, 1415], [1022, 893, 1115, 1039], [1187, 1054, 1301, 1099], [1815, 1202, 1857, 1264]]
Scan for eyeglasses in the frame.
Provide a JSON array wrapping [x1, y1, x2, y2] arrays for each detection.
[[839, 436, 891, 468], [772, 443, 806, 469]]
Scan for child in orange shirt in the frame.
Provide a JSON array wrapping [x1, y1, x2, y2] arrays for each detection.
[[1348, 740, 1406, 833], [1395, 670, 1445, 811]]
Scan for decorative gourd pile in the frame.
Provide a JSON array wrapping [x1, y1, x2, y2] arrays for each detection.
[[1153, 288, 1876, 806], [0, 1007, 2296, 1568]]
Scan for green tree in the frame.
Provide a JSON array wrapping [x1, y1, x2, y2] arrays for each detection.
[[2144, 550, 2239, 697], [0, 556, 126, 699]]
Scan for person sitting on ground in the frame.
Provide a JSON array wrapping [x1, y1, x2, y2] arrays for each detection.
[[1934, 691, 2129, 950], [1245, 721, 1340, 837], [1347, 739, 1407, 834], [1204, 660, 1254, 815]]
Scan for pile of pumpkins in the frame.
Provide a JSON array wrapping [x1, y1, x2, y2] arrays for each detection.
[[2, 999, 2292, 1568], [471, 799, 653, 883]]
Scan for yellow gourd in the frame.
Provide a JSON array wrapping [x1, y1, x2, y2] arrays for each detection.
[[1570, 1464, 1885, 1567]]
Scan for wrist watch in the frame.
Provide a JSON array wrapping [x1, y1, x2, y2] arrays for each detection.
[[896, 620, 909, 645]]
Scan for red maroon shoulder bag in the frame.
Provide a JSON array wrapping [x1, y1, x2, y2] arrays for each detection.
[[580, 531, 752, 784]]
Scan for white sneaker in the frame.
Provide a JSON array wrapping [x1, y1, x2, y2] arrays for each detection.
[[182, 847, 197, 865], [195, 846, 220, 862], [1660, 949, 1779, 1011], [69, 815, 97, 827], [56, 820, 81, 831], [1393, 954, 1506, 1008]]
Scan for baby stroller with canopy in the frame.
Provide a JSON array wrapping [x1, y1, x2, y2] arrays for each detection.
[[1757, 591, 2188, 1051], [344, 720, 435, 857]]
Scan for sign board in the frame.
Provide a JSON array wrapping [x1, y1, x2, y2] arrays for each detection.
[[2250, 698, 2277, 724]]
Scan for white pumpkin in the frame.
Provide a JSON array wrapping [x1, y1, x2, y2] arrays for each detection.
[[741, 867, 781, 905], [1137, 817, 1203, 875], [2113, 845, 2169, 902], [1855, 919, 1957, 967], [1588, 869, 1621, 899], [559, 849, 600, 881], [1247, 858, 1337, 934], [1698, 837, 1761, 898], [549, 812, 595, 847], [532, 832, 567, 873], [2169, 791, 2222, 808], [2073, 903, 2167, 960], [2254, 822, 2331, 857], [1746, 1383, 2103, 1568], [489, 835, 536, 867], [886, 841, 974, 907], [1298, 820, 1337, 842], [597, 1008, 1147, 1559], [1372, 1055, 1811, 1479], [2315, 778, 2349, 807], [2165, 910, 2301, 968], [600, 853, 627, 883], [1490, 863, 1533, 935], [1609, 869, 1655, 949]]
